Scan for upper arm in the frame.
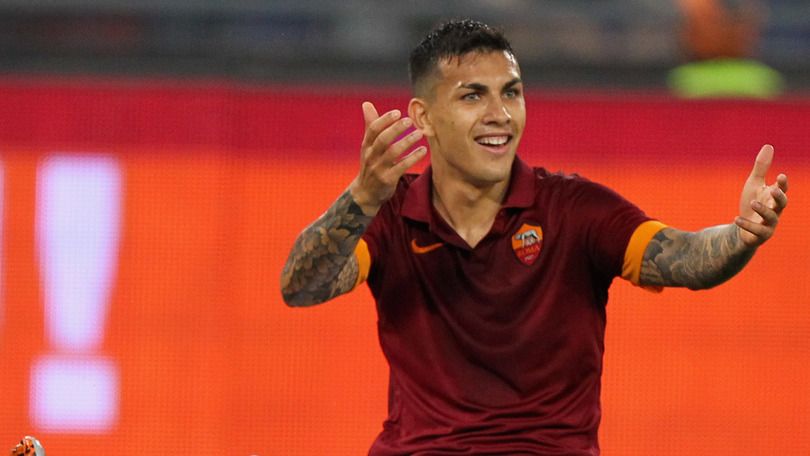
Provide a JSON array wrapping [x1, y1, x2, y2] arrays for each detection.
[[639, 226, 698, 288], [333, 254, 360, 297], [621, 221, 669, 290], [571, 178, 661, 279], [334, 239, 372, 296]]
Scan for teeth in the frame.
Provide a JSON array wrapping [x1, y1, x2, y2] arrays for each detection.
[[477, 136, 509, 146]]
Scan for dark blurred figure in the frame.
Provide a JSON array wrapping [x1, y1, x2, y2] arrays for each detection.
[[669, 0, 784, 98], [9, 436, 44, 456]]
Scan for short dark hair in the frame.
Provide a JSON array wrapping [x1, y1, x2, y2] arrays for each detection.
[[409, 19, 514, 94]]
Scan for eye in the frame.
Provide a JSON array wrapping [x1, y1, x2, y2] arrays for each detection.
[[462, 92, 480, 101], [504, 88, 521, 99]]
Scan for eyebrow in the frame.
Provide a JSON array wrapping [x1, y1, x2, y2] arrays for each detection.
[[459, 77, 523, 92]]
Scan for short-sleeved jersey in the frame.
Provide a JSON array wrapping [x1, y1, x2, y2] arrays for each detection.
[[356, 157, 665, 455]]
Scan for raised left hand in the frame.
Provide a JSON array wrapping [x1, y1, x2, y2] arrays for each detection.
[[735, 144, 789, 247]]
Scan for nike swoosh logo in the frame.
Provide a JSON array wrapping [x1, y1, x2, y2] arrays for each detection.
[[411, 239, 444, 254]]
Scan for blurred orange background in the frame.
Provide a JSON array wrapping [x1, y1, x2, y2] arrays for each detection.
[[0, 80, 807, 455]]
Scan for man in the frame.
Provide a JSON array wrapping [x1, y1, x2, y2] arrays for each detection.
[[281, 20, 788, 455]]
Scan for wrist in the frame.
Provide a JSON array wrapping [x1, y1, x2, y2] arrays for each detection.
[[349, 181, 382, 217], [731, 222, 760, 252]]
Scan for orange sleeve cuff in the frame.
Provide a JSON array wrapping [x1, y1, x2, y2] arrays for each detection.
[[622, 220, 668, 291], [353, 238, 372, 289]]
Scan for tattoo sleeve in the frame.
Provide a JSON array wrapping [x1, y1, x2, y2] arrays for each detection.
[[640, 225, 756, 290], [280, 189, 374, 306]]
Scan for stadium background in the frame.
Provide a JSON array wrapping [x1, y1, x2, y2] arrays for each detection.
[[1, 1, 809, 455]]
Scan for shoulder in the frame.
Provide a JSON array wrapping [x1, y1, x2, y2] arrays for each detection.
[[532, 167, 583, 184], [532, 167, 616, 200], [530, 167, 641, 223]]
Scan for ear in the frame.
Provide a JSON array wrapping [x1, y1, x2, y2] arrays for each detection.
[[408, 97, 435, 137]]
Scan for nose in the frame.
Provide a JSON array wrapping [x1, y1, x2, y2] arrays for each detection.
[[483, 96, 511, 125]]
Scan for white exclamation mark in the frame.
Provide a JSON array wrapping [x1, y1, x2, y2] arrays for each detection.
[[31, 155, 121, 432]]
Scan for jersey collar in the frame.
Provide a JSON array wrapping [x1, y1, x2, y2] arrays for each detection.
[[401, 156, 536, 225]]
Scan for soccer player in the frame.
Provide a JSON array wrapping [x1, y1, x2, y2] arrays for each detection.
[[280, 19, 788, 455]]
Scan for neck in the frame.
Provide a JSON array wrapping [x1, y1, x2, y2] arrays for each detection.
[[431, 164, 510, 248]]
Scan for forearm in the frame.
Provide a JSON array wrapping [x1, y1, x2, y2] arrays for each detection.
[[280, 189, 373, 306], [640, 225, 756, 290]]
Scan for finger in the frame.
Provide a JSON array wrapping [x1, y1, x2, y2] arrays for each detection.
[[751, 200, 779, 226], [371, 117, 415, 154], [380, 128, 424, 164], [748, 144, 773, 180], [391, 146, 428, 175], [735, 216, 773, 241], [361, 101, 380, 128], [363, 109, 402, 148], [770, 186, 788, 211], [776, 173, 788, 193]]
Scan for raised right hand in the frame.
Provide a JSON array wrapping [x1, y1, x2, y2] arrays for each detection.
[[349, 101, 427, 216]]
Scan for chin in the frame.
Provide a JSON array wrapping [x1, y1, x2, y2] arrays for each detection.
[[470, 160, 513, 186]]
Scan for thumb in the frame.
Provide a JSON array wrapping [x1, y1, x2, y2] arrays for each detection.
[[362, 101, 380, 128], [749, 144, 774, 180]]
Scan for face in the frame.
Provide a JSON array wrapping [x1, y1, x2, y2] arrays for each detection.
[[411, 50, 526, 188]]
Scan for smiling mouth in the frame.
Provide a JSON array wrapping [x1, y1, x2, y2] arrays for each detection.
[[475, 135, 513, 153]]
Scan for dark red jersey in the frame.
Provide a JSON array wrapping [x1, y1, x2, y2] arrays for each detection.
[[354, 157, 665, 455]]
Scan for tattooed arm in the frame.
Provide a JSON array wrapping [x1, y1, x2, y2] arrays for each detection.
[[280, 190, 373, 306], [280, 102, 427, 306], [640, 225, 755, 289], [640, 145, 789, 290]]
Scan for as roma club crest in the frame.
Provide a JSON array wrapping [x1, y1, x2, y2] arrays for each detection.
[[511, 223, 543, 266]]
